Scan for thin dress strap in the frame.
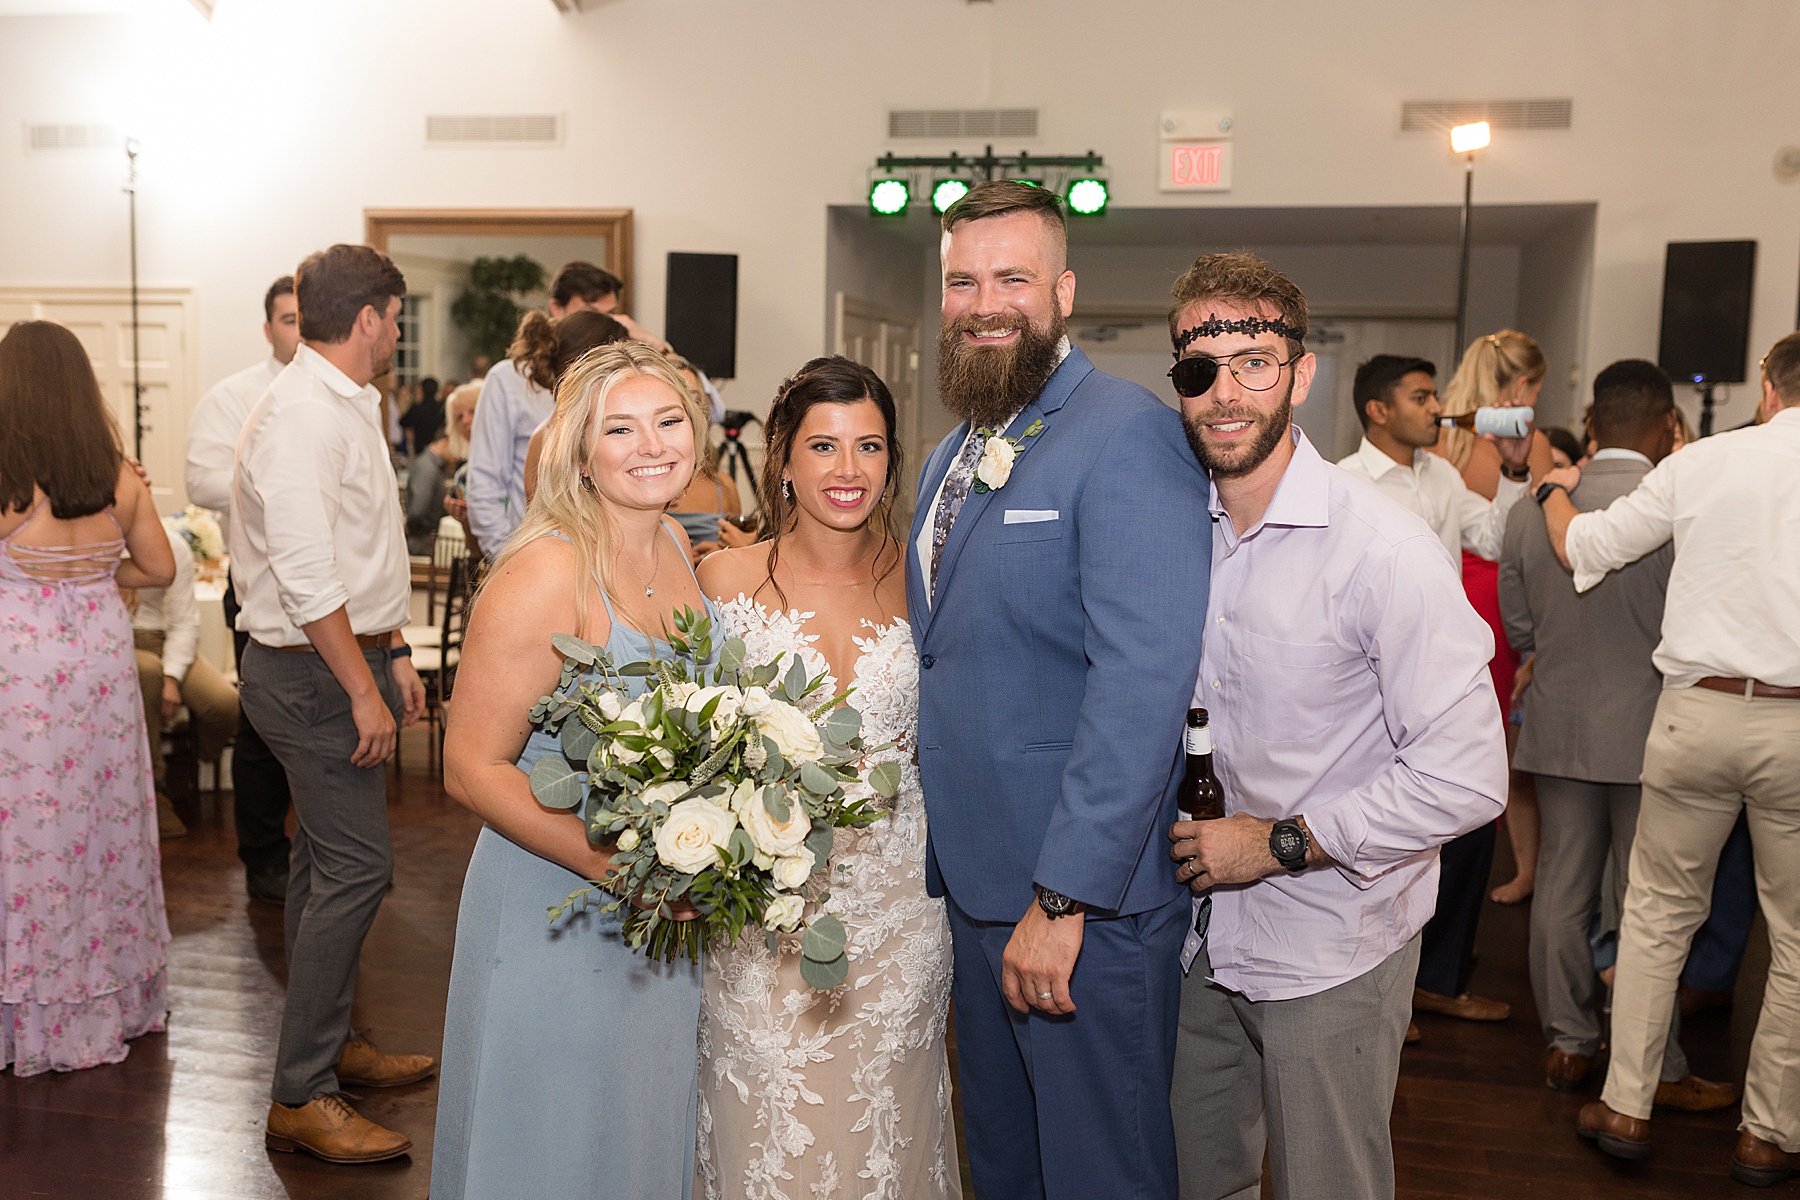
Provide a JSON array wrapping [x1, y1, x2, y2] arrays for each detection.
[[536, 527, 620, 622], [662, 516, 707, 593], [1, 497, 127, 585]]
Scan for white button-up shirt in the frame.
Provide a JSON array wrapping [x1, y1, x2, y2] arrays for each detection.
[[1336, 436, 1524, 561], [184, 355, 282, 543], [1184, 429, 1509, 1001], [132, 520, 200, 682], [464, 357, 553, 555], [1566, 406, 1800, 689], [229, 345, 411, 648]]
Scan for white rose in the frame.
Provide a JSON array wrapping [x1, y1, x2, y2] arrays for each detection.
[[685, 685, 743, 736], [759, 701, 825, 764], [640, 781, 688, 809], [771, 849, 815, 890], [618, 697, 648, 728], [739, 785, 812, 858], [653, 797, 737, 875], [650, 746, 675, 771], [739, 686, 774, 719], [595, 690, 623, 722], [976, 435, 1016, 490], [762, 893, 805, 932], [664, 680, 698, 709], [614, 828, 640, 852]]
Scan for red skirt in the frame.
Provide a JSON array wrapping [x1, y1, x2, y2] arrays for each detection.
[[1462, 550, 1518, 718]]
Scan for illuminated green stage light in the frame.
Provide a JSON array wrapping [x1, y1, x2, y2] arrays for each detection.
[[931, 178, 971, 213], [1066, 177, 1109, 216], [869, 178, 910, 216]]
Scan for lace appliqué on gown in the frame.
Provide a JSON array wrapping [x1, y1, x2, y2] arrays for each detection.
[[697, 598, 959, 1200]]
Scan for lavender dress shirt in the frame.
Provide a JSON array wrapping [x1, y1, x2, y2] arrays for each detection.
[[1182, 429, 1508, 1001]]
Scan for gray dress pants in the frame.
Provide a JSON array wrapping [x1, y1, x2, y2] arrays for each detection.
[[1528, 775, 1686, 1080], [1172, 935, 1419, 1200], [239, 642, 401, 1106]]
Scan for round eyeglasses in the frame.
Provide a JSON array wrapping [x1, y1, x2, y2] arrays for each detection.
[[1169, 349, 1302, 398]]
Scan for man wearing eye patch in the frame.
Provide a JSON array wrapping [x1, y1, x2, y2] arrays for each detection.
[[1163, 252, 1508, 1200]]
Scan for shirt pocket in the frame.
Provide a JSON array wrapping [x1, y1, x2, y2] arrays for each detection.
[[1233, 630, 1356, 745]]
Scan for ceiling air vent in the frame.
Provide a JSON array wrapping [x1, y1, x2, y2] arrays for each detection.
[[425, 114, 561, 145], [887, 108, 1039, 140], [25, 123, 118, 153], [1400, 98, 1573, 133]]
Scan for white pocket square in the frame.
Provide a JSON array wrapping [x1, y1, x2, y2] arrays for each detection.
[[1003, 509, 1060, 524]]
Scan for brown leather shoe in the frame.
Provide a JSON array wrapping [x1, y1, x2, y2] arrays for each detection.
[[265, 1093, 411, 1163], [1652, 1074, 1740, 1112], [1576, 1101, 1651, 1161], [336, 1033, 437, 1088], [1404, 1020, 1421, 1045], [1546, 1049, 1594, 1092], [1413, 987, 1511, 1021], [1731, 1130, 1793, 1188]]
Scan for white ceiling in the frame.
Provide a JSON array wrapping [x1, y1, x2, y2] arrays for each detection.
[[0, 0, 203, 13]]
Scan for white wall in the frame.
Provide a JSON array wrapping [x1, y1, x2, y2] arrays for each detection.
[[3, 0, 1797, 430]]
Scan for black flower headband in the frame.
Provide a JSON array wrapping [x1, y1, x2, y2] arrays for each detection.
[[1172, 316, 1307, 356]]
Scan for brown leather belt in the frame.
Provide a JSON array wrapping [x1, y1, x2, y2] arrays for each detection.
[[1696, 676, 1800, 700], [258, 632, 395, 654]]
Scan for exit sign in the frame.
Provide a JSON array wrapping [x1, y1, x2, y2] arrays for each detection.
[[1159, 109, 1233, 192]]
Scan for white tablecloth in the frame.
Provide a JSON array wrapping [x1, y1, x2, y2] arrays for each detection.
[[195, 578, 234, 680]]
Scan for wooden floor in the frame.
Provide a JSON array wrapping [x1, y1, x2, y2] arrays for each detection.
[[0, 730, 1774, 1198]]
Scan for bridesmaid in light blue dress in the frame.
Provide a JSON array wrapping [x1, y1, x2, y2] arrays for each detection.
[[432, 343, 720, 1200]]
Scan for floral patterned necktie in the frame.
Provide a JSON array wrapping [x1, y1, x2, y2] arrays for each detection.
[[929, 428, 989, 594]]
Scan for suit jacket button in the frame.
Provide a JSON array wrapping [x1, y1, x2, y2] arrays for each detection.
[[920, 655, 935, 668]]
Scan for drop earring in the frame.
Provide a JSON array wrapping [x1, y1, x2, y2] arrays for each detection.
[[782, 479, 793, 501]]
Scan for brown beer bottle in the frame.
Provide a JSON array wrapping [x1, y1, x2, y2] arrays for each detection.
[[1179, 708, 1226, 819]]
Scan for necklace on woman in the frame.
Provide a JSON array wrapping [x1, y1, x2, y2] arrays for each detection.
[[620, 534, 663, 598]]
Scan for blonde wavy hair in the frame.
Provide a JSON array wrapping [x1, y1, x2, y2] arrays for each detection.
[[444, 381, 481, 460], [491, 341, 706, 635], [1439, 330, 1547, 469]]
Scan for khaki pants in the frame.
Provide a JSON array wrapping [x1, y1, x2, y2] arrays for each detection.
[[134, 629, 240, 790], [1602, 686, 1800, 1151]]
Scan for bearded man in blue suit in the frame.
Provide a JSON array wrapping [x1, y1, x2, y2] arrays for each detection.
[[908, 180, 1212, 1200]]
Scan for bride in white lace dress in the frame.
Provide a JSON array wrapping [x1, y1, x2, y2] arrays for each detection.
[[694, 358, 959, 1200]]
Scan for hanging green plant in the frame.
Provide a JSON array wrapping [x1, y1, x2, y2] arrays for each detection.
[[449, 254, 547, 366]]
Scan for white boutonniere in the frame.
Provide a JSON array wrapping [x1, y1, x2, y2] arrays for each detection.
[[971, 419, 1046, 494]]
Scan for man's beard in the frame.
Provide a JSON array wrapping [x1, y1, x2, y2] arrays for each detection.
[[937, 309, 1065, 430], [1182, 379, 1293, 478]]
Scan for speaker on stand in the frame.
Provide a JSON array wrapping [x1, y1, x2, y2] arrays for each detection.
[[1657, 240, 1756, 436]]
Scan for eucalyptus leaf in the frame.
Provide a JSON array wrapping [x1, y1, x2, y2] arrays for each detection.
[[720, 639, 747, 673], [764, 929, 779, 956], [801, 913, 848, 962], [551, 632, 598, 665], [782, 654, 809, 702], [762, 785, 791, 822], [799, 952, 848, 990], [618, 661, 657, 677], [804, 822, 835, 868], [867, 761, 902, 799], [824, 706, 862, 744], [529, 756, 585, 810], [560, 721, 599, 765], [728, 827, 755, 865], [800, 761, 836, 796]]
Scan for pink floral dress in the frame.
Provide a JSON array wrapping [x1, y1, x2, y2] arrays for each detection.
[[0, 498, 168, 1075]]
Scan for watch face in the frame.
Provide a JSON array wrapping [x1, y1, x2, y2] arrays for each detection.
[[1272, 824, 1305, 862], [1038, 889, 1074, 915]]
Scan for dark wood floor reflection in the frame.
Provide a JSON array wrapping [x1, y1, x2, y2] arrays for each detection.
[[0, 736, 1769, 1198]]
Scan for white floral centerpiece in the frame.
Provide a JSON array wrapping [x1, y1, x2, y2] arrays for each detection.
[[168, 505, 225, 563], [528, 608, 896, 989]]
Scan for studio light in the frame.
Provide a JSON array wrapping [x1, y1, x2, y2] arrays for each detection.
[[868, 177, 910, 216], [1450, 121, 1491, 154], [931, 177, 971, 214], [1066, 177, 1109, 216]]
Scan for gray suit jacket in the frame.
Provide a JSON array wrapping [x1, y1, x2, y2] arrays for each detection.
[[1498, 456, 1672, 783]]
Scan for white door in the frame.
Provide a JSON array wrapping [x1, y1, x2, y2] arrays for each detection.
[[0, 287, 200, 512], [834, 294, 920, 521]]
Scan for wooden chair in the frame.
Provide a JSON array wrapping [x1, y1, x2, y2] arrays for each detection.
[[412, 551, 473, 774]]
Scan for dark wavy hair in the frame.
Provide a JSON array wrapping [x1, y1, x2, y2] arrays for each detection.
[[755, 356, 904, 608], [510, 309, 629, 391], [0, 321, 122, 518]]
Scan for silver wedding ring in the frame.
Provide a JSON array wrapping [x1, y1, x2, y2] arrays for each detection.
[[1036, 991, 1053, 1001]]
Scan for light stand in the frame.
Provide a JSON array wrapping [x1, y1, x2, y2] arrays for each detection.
[[1448, 122, 1490, 357], [1697, 381, 1718, 438], [124, 138, 144, 459]]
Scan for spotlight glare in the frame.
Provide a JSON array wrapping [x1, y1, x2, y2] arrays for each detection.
[[1066, 177, 1109, 216], [931, 177, 971, 213], [1450, 121, 1491, 154], [869, 177, 910, 216]]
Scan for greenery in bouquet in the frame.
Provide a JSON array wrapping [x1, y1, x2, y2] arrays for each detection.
[[526, 608, 900, 989]]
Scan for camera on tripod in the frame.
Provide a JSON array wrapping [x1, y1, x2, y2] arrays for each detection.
[[720, 409, 758, 441]]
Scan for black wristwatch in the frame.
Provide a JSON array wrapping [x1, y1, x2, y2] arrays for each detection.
[[1500, 462, 1531, 482], [1534, 480, 1568, 505], [1269, 819, 1309, 873], [1035, 887, 1083, 920]]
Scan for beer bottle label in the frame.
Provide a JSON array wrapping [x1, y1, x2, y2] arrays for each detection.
[[1184, 726, 1213, 756]]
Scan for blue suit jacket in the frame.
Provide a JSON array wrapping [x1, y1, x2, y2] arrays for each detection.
[[907, 346, 1212, 922]]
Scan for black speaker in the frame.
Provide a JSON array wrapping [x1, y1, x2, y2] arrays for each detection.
[[665, 252, 738, 380], [1657, 240, 1756, 384]]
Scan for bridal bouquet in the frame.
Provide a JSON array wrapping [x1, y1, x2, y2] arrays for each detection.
[[168, 504, 225, 563], [526, 608, 896, 989]]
